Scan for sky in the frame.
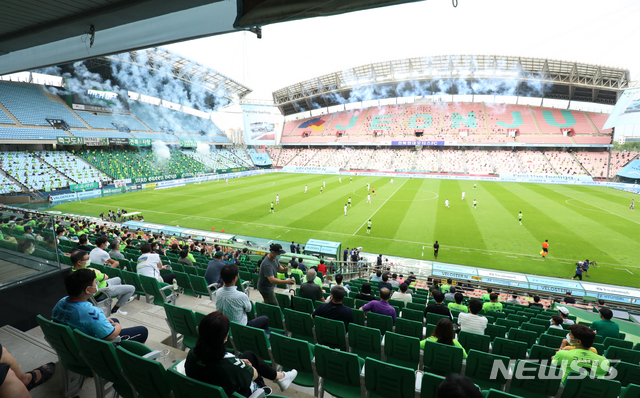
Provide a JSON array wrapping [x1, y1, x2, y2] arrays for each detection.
[[165, 0, 640, 102]]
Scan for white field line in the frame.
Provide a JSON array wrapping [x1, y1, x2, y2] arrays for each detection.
[[352, 179, 409, 236]]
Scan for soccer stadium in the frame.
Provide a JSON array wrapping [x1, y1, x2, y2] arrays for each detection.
[[1, 1, 640, 398]]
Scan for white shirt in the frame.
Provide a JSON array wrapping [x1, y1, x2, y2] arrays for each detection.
[[89, 247, 110, 265], [391, 291, 413, 306], [276, 196, 279, 201], [344, 206, 347, 212], [458, 312, 489, 335], [367, 195, 371, 200], [445, 200, 449, 205], [137, 252, 163, 282]]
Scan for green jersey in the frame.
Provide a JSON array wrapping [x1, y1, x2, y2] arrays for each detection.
[[367, 221, 372, 228], [552, 349, 610, 382], [519, 213, 523, 220], [482, 302, 503, 314], [448, 302, 469, 313]]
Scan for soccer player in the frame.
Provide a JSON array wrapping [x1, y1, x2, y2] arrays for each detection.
[[320, 186, 323, 194], [473, 183, 477, 190], [323, 180, 326, 188], [434, 240, 439, 259], [461, 191, 465, 200], [304, 185, 307, 194], [473, 199, 477, 209], [367, 182, 370, 191], [542, 239, 549, 258], [226, 178, 229, 185], [339, 177, 342, 183], [372, 187, 375, 195], [350, 176, 352, 183], [270, 202, 274, 213], [348, 197, 352, 207], [344, 204, 347, 216], [445, 199, 450, 208], [367, 219, 372, 234], [631, 199, 635, 211], [366, 194, 371, 204], [275, 194, 279, 205], [390, 178, 394, 185], [518, 211, 523, 225]]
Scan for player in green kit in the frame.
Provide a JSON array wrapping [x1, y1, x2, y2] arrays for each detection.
[[270, 202, 274, 213], [348, 197, 352, 207], [518, 211, 522, 225], [367, 219, 372, 234]]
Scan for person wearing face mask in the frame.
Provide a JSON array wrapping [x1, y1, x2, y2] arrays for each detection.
[[70, 249, 135, 315], [17, 240, 35, 255], [552, 324, 609, 383], [52, 268, 148, 342], [257, 244, 294, 306]]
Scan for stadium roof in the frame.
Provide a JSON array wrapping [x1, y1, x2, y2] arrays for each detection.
[[83, 47, 252, 103], [273, 55, 631, 116]]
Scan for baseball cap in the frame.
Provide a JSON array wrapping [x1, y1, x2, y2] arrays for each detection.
[[557, 307, 569, 315], [214, 251, 224, 258], [270, 243, 286, 254]]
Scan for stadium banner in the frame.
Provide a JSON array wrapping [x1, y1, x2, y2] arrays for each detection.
[[392, 140, 445, 146], [133, 174, 178, 184], [56, 137, 84, 145], [216, 167, 247, 174], [282, 166, 340, 174], [180, 140, 198, 148], [603, 86, 640, 129], [249, 152, 272, 166], [70, 181, 99, 192], [476, 269, 529, 288], [109, 138, 130, 146], [144, 183, 156, 189], [102, 187, 124, 195], [616, 159, 640, 179], [580, 282, 640, 298], [241, 105, 283, 145], [84, 137, 108, 146], [129, 138, 152, 147], [526, 276, 585, 296], [51, 192, 78, 202], [77, 189, 102, 199], [114, 179, 130, 187], [499, 173, 593, 182], [432, 263, 478, 280]]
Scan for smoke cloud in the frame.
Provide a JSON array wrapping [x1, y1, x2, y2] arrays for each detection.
[[196, 142, 210, 156]]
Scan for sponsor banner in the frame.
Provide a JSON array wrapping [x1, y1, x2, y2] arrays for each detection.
[[144, 183, 157, 189], [180, 140, 198, 148], [282, 166, 340, 174], [77, 189, 101, 199], [528, 284, 585, 296], [526, 276, 583, 290], [72, 103, 129, 114], [114, 179, 129, 188], [597, 294, 631, 304], [133, 174, 178, 184], [129, 138, 152, 147], [84, 137, 108, 146], [70, 181, 99, 192], [501, 173, 593, 182], [102, 187, 124, 195], [51, 193, 78, 202], [217, 167, 248, 174], [249, 153, 272, 166], [580, 282, 640, 298], [109, 138, 130, 146], [477, 270, 528, 282], [392, 140, 445, 146], [57, 137, 84, 145]]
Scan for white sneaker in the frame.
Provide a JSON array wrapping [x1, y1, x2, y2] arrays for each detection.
[[276, 370, 297, 392], [116, 309, 128, 316]]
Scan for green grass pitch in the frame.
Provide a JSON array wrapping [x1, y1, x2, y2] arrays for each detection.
[[52, 173, 640, 287]]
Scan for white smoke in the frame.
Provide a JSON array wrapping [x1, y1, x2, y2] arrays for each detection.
[[152, 141, 171, 162], [196, 142, 210, 156]]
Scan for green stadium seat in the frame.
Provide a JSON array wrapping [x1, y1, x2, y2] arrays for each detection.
[[348, 323, 382, 360], [343, 296, 355, 308], [172, 271, 195, 296], [603, 337, 633, 350], [121, 270, 145, 300], [458, 331, 491, 353], [592, 342, 605, 355], [508, 328, 538, 348], [492, 337, 528, 360], [483, 388, 524, 398], [538, 333, 565, 349], [256, 302, 286, 335], [400, 308, 424, 324], [605, 346, 640, 364], [561, 373, 621, 398], [419, 371, 446, 398], [613, 362, 640, 387], [270, 333, 317, 394], [364, 357, 416, 398], [366, 312, 393, 335], [188, 275, 218, 301], [484, 324, 507, 341], [139, 275, 177, 306], [507, 360, 562, 398], [620, 384, 640, 398], [546, 327, 569, 337], [164, 304, 199, 350], [314, 344, 364, 398], [464, 349, 510, 391], [406, 302, 425, 311], [382, 331, 421, 370], [389, 299, 406, 309], [116, 345, 172, 398], [394, 318, 423, 339], [425, 312, 449, 326], [528, 344, 556, 363], [229, 322, 275, 365], [314, 316, 348, 351], [283, 308, 315, 344], [521, 322, 546, 337], [352, 309, 366, 326], [292, 296, 314, 314], [496, 318, 520, 330], [167, 364, 247, 398], [421, 339, 464, 376]]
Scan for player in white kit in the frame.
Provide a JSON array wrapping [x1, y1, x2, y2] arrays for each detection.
[[461, 191, 465, 200], [390, 178, 393, 185], [344, 204, 347, 216], [276, 195, 279, 205], [323, 180, 326, 188], [367, 194, 371, 204], [367, 182, 370, 191], [304, 185, 307, 194], [339, 177, 342, 183], [445, 199, 450, 208]]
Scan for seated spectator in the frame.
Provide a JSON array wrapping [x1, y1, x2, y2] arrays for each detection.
[[216, 264, 269, 334], [76, 234, 92, 252], [137, 243, 174, 284], [444, 286, 457, 302], [549, 315, 563, 330], [556, 307, 575, 325], [17, 240, 35, 255], [424, 291, 452, 320], [56, 226, 70, 241], [447, 292, 468, 313], [354, 283, 376, 302], [378, 274, 392, 291], [481, 288, 492, 301], [185, 312, 297, 397], [551, 324, 610, 382], [361, 288, 396, 324], [397, 274, 405, 284], [89, 236, 120, 268], [389, 273, 400, 288], [178, 250, 193, 267], [22, 226, 35, 240], [330, 273, 350, 292], [317, 260, 327, 276], [44, 235, 65, 256], [482, 293, 503, 313], [369, 270, 382, 283], [71, 250, 134, 315], [108, 241, 125, 260], [52, 269, 148, 342], [391, 283, 413, 307], [529, 296, 544, 308], [429, 280, 441, 296], [297, 258, 307, 272], [312, 286, 354, 330], [288, 256, 298, 270], [457, 299, 488, 335], [421, 318, 468, 359], [299, 269, 325, 303], [310, 267, 323, 288], [437, 374, 483, 398], [506, 294, 520, 305], [289, 262, 304, 281], [590, 308, 619, 339], [169, 243, 181, 255], [563, 292, 576, 304], [440, 279, 452, 294], [205, 251, 226, 286], [0, 344, 55, 395]]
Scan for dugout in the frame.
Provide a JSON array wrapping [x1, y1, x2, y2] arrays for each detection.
[[303, 239, 341, 260]]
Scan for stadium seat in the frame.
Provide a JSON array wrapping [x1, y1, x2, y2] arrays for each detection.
[[313, 344, 364, 398], [269, 333, 318, 394], [348, 323, 382, 360], [121, 270, 146, 300], [464, 349, 510, 391], [400, 308, 424, 324], [364, 357, 416, 398], [406, 303, 425, 311], [484, 324, 507, 341], [116, 345, 172, 398], [314, 316, 348, 351], [139, 275, 178, 306], [382, 331, 421, 370], [425, 312, 449, 326], [521, 322, 546, 337], [496, 318, 520, 330], [508, 328, 538, 348], [528, 344, 556, 363], [458, 331, 491, 353], [538, 333, 565, 349], [561, 373, 621, 398], [592, 343, 605, 355], [613, 362, 640, 387], [394, 318, 423, 339], [483, 389, 524, 398], [620, 384, 640, 398], [229, 322, 275, 366], [256, 302, 286, 335], [492, 337, 528, 360], [419, 372, 446, 398], [292, 296, 314, 314], [603, 337, 633, 350], [604, 346, 640, 364], [352, 309, 366, 326], [164, 303, 199, 350], [507, 360, 562, 398], [546, 327, 569, 337], [172, 271, 195, 296], [421, 339, 464, 376], [188, 275, 218, 301], [283, 308, 315, 344], [366, 312, 393, 335]]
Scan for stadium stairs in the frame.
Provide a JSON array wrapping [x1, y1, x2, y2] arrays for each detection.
[[36, 86, 90, 129], [462, 150, 469, 174], [33, 153, 79, 184], [571, 152, 591, 176], [541, 152, 557, 174], [513, 152, 525, 172], [0, 102, 20, 125]]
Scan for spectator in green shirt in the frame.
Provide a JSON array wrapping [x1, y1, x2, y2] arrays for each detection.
[[448, 292, 469, 313], [481, 288, 492, 301], [420, 318, 468, 359], [482, 293, 503, 314], [552, 324, 610, 382], [441, 278, 452, 294], [590, 308, 620, 339]]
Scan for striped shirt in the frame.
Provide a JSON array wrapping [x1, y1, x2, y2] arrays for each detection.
[[215, 286, 252, 326], [458, 312, 488, 335]]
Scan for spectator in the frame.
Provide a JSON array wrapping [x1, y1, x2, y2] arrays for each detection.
[[424, 291, 452, 320], [44, 235, 65, 256], [312, 286, 354, 330], [406, 272, 417, 284], [185, 312, 297, 397], [378, 274, 392, 291], [76, 234, 92, 252], [441, 279, 452, 294], [297, 258, 307, 272], [549, 315, 563, 330], [310, 266, 323, 288], [447, 292, 468, 313], [178, 250, 193, 267], [481, 288, 492, 301], [506, 294, 520, 305], [290, 241, 295, 253], [205, 251, 226, 286], [330, 274, 350, 292], [108, 241, 125, 260], [444, 286, 457, 302], [421, 318, 468, 359], [436, 374, 483, 398], [288, 256, 298, 270], [529, 296, 544, 308], [89, 236, 120, 268], [0, 345, 55, 395], [563, 292, 576, 304], [457, 299, 488, 335], [137, 243, 174, 284], [556, 307, 575, 325], [369, 270, 382, 283], [482, 293, 503, 313], [22, 226, 34, 239], [391, 283, 413, 307], [216, 264, 270, 334], [353, 283, 375, 302], [52, 269, 148, 342], [551, 324, 610, 382], [17, 240, 35, 255], [169, 243, 181, 255], [389, 273, 400, 288], [289, 262, 304, 281], [317, 260, 327, 276], [361, 288, 396, 324], [397, 274, 405, 284], [590, 308, 620, 339], [257, 244, 294, 306], [299, 269, 325, 303], [429, 280, 441, 296]]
